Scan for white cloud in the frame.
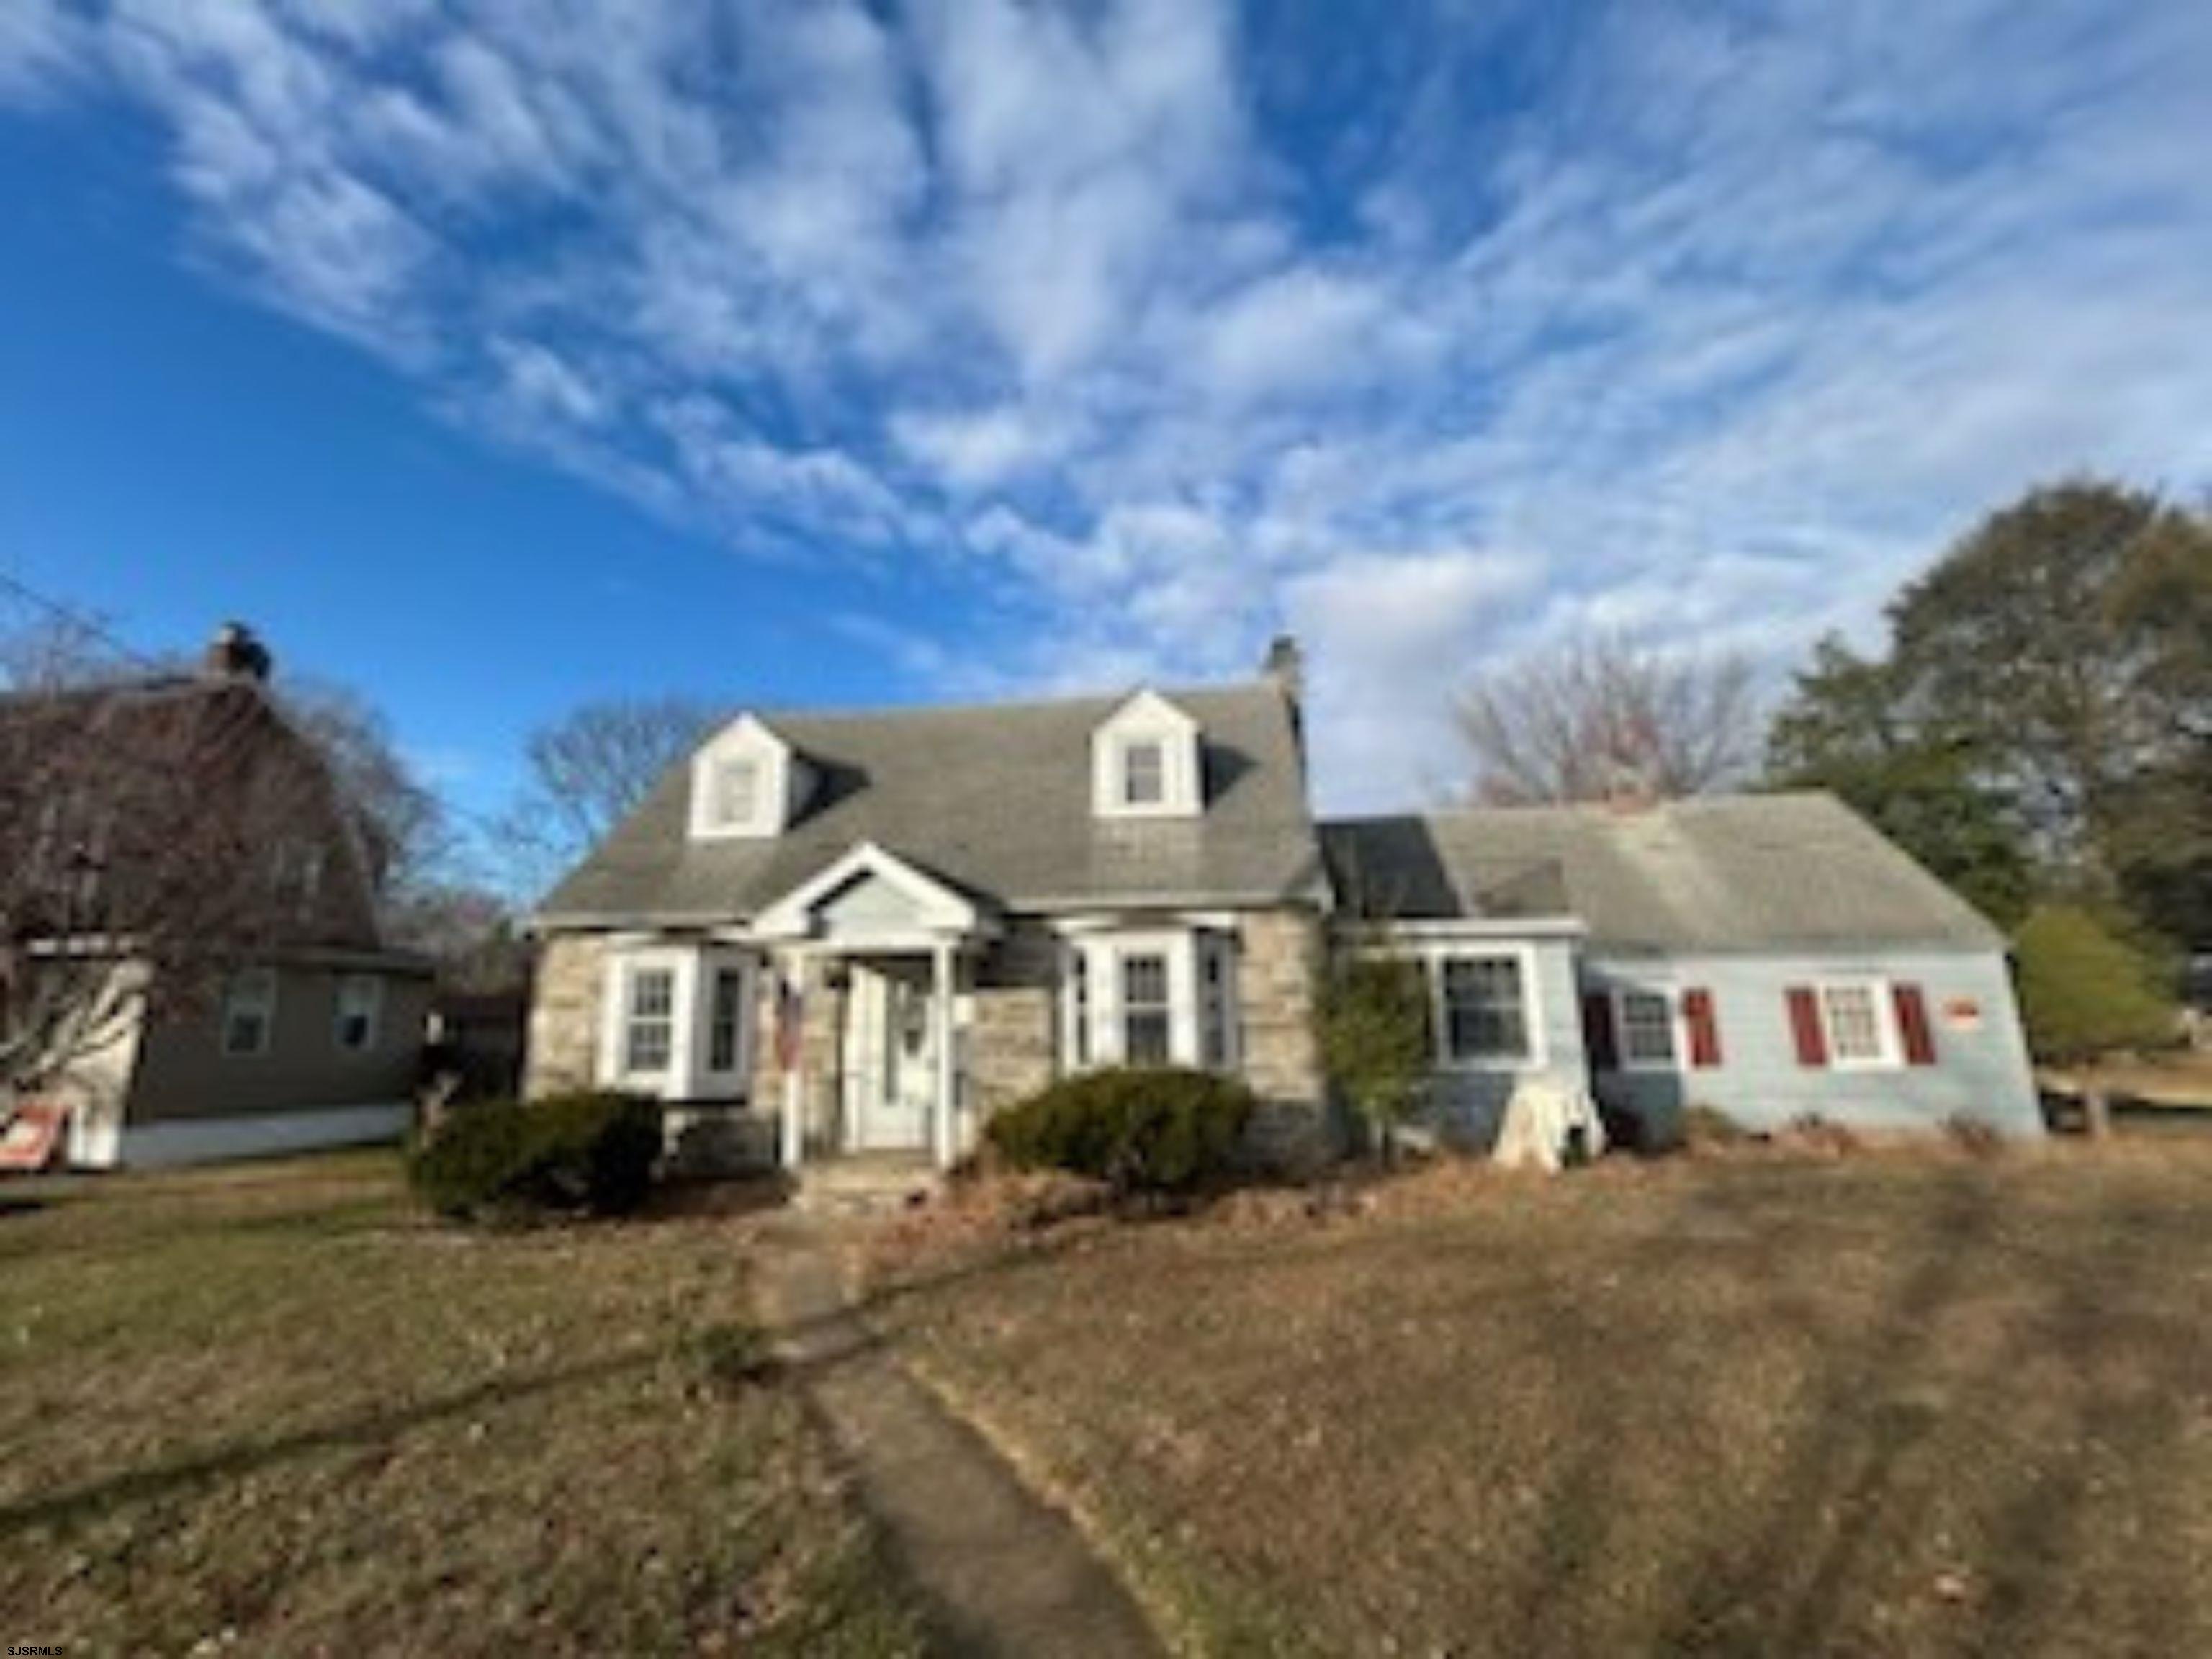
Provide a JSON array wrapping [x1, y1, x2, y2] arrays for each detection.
[[11, 0, 2212, 807]]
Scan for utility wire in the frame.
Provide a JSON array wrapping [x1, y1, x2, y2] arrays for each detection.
[[0, 568, 166, 673]]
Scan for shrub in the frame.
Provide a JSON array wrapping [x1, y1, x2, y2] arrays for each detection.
[[2014, 903, 2177, 1064], [984, 1066, 1256, 1195], [1313, 950, 1432, 1161], [408, 1091, 662, 1222]]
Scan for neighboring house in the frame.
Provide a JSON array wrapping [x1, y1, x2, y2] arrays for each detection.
[[1, 626, 431, 1168], [525, 643, 2043, 1172]]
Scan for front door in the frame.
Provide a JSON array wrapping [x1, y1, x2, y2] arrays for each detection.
[[845, 963, 935, 1151]]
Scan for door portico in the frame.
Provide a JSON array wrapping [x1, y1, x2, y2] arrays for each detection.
[[750, 843, 997, 1170]]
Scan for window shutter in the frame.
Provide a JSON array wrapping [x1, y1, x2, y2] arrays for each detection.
[[1683, 988, 1722, 1069], [1581, 992, 1619, 1070], [1894, 983, 1937, 1066], [1786, 986, 1827, 1068]]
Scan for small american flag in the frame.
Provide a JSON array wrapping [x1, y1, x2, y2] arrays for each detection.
[[774, 972, 804, 1074]]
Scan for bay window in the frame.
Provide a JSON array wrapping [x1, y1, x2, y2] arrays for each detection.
[[601, 947, 757, 1097], [1063, 930, 1241, 1073]]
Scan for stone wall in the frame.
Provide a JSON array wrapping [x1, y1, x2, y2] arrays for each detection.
[[1235, 908, 1331, 1168], [968, 986, 1056, 1122], [524, 932, 608, 1097]]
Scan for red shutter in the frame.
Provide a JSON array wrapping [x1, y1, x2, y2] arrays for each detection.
[[1582, 992, 1619, 1070], [1786, 986, 1827, 1068], [1683, 988, 1722, 1069], [1894, 983, 1937, 1066]]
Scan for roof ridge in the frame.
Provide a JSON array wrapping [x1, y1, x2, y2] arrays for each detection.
[[747, 676, 1284, 727]]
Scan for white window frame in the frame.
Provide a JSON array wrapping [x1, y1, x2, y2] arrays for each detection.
[[1817, 979, 1902, 1071], [598, 945, 757, 1099], [1613, 986, 1680, 1073], [708, 758, 761, 831], [333, 973, 384, 1054], [1198, 931, 1241, 1072], [696, 953, 756, 1094], [1062, 930, 1215, 1070], [1426, 945, 1544, 1071], [1120, 739, 1167, 809], [220, 968, 278, 1058]]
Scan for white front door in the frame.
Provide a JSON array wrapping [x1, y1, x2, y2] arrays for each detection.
[[845, 964, 935, 1151]]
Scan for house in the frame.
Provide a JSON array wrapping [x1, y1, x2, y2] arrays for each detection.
[[1, 626, 431, 1168], [524, 643, 2043, 1171], [1323, 794, 2043, 1143], [526, 662, 1331, 1170]]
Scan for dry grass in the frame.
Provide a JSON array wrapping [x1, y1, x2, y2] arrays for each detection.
[[0, 1152, 923, 1658], [876, 1145, 2212, 1658]]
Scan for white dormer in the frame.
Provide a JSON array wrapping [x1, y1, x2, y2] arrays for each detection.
[[688, 714, 812, 840], [1091, 689, 1203, 820]]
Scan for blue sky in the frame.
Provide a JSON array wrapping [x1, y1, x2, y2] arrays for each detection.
[[4, 1, 2211, 855]]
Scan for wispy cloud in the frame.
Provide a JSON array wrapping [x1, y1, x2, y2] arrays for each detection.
[[10, 0, 2212, 806]]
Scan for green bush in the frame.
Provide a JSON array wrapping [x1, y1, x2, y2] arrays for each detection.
[[408, 1091, 662, 1222], [2013, 902, 2177, 1063], [985, 1066, 1256, 1195]]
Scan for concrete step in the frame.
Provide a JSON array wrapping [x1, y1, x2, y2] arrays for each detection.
[[792, 1155, 942, 1217]]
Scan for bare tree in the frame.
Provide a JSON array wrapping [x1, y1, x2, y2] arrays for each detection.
[[0, 678, 353, 1093], [0, 611, 449, 918], [497, 696, 724, 892], [1454, 633, 1759, 805]]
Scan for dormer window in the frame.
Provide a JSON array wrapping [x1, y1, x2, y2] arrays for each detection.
[[688, 714, 811, 841], [1091, 690, 1202, 819], [1121, 741, 1166, 808], [710, 758, 760, 829]]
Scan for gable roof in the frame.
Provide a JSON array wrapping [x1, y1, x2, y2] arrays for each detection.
[[1320, 792, 2005, 954], [535, 681, 1325, 925]]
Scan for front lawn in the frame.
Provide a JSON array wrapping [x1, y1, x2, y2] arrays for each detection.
[[0, 1154, 923, 1656], [878, 1148, 2212, 1657]]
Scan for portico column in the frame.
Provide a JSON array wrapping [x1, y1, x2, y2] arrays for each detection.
[[778, 955, 804, 1171], [932, 940, 957, 1169]]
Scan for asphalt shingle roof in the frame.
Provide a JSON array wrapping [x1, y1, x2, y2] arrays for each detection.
[[535, 682, 1326, 924], [1320, 793, 2005, 953]]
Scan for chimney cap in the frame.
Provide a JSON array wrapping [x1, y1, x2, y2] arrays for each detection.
[[204, 621, 274, 683]]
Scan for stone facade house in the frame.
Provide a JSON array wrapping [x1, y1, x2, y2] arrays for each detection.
[[526, 644, 2043, 1172]]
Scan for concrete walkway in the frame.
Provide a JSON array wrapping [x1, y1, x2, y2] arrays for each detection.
[[753, 1220, 1166, 1659]]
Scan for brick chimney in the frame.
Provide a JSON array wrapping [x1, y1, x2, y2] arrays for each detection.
[[203, 621, 273, 683]]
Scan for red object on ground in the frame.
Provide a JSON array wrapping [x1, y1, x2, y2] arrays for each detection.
[[0, 1100, 71, 1172]]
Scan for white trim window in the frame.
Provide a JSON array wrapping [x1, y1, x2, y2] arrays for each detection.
[[1062, 928, 1239, 1073], [621, 964, 678, 1077], [1120, 739, 1166, 809], [1199, 933, 1240, 1070], [708, 758, 760, 830], [599, 946, 757, 1098], [333, 974, 384, 1053], [1818, 981, 1899, 1069], [1120, 950, 1174, 1064], [701, 957, 753, 1087], [1433, 950, 1537, 1067], [220, 968, 278, 1058], [1615, 989, 1677, 1070]]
